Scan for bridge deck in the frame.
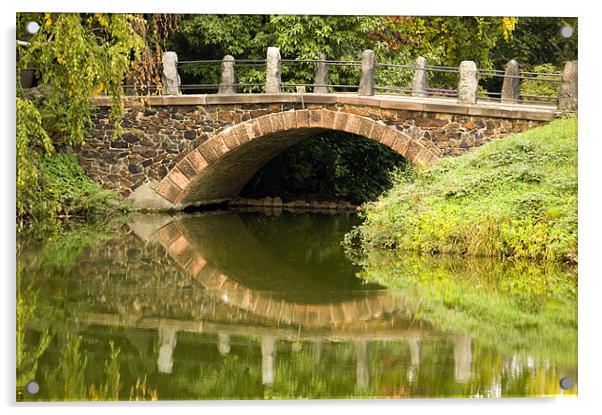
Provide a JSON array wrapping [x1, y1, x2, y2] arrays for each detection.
[[91, 93, 560, 121]]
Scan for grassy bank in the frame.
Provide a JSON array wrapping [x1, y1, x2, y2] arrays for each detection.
[[348, 116, 577, 262], [17, 152, 130, 233]]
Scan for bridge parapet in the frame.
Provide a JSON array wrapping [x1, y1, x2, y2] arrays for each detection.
[[165, 47, 576, 112]]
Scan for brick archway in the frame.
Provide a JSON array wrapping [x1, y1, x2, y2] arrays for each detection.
[[153, 108, 440, 206]]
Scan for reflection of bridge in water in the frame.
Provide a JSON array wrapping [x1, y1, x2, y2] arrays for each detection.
[[81, 312, 472, 388], [72, 213, 474, 388], [155, 216, 401, 328]]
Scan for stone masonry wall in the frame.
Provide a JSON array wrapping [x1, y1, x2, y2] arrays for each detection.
[[79, 102, 546, 198]]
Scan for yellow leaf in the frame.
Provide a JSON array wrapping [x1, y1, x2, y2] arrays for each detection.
[[44, 12, 52, 28], [501, 17, 517, 41], [95, 13, 108, 27], [94, 82, 105, 96]]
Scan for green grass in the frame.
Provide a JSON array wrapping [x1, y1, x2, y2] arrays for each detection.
[[348, 116, 577, 262]]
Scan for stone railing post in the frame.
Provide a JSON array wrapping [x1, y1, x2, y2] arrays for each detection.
[[358, 49, 375, 96], [558, 61, 578, 111], [161, 51, 181, 95], [314, 53, 329, 94], [265, 47, 281, 93], [218, 55, 237, 94], [457, 60, 478, 104], [501, 59, 520, 103], [412, 56, 428, 97]]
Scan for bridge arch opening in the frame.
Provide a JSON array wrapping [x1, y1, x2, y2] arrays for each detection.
[[237, 129, 408, 204], [152, 109, 440, 207]]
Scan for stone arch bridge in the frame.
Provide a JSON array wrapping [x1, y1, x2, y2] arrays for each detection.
[[80, 93, 559, 210]]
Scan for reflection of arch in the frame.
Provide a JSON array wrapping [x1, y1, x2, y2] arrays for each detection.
[[154, 109, 440, 206], [154, 216, 402, 328]]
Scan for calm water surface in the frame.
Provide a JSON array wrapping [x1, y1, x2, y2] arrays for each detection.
[[17, 211, 577, 401]]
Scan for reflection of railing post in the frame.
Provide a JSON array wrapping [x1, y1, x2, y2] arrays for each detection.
[[558, 61, 578, 111], [358, 49, 375, 96], [354, 339, 369, 389], [217, 332, 231, 355], [266, 47, 281, 93], [408, 336, 421, 366], [314, 53, 329, 94], [501, 59, 520, 103], [161, 51, 181, 95], [453, 335, 472, 383], [457, 60, 478, 104], [412, 57, 428, 97], [218, 55, 237, 94], [261, 336, 276, 385], [312, 340, 323, 363], [157, 326, 177, 374]]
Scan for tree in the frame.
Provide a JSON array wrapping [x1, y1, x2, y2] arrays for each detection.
[[18, 13, 145, 145], [373, 16, 517, 69], [169, 15, 382, 92], [16, 13, 146, 223], [490, 17, 578, 70], [483, 17, 577, 96], [371, 16, 518, 90], [169, 15, 517, 91]]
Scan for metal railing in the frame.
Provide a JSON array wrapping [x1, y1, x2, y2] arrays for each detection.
[[375, 63, 461, 98], [111, 49, 576, 111], [281, 58, 362, 93], [476, 68, 562, 105]]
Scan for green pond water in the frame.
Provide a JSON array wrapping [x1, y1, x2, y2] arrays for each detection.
[[16, 211, 577, 401]]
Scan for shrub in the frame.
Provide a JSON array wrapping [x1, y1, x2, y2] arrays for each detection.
[[17, 152, 130, 230], [520, 63, 560, 101]]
